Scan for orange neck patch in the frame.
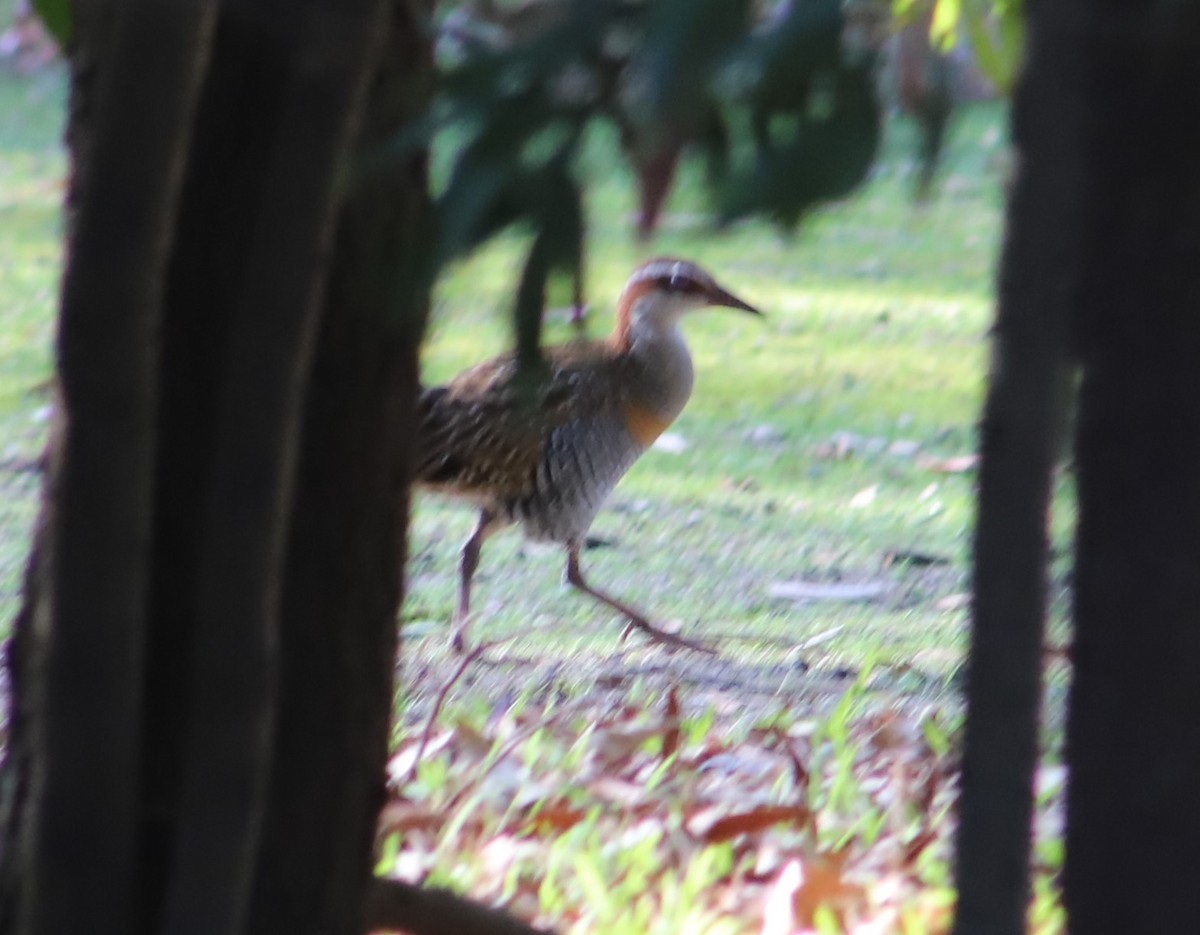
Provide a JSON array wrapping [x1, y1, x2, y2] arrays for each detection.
[[622, 401, 673, 448], [612, 278, 657, 353]]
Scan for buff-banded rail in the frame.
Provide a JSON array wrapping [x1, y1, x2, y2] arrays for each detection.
[[416, 257, 761, 652]]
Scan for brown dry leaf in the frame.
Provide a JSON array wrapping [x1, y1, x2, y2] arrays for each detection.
[[864, 711, 918, 753], [696, 804, 813, 844], [451, 719, 496, 759], [791, 849, 867, 930], [525, 802, 587, 835]]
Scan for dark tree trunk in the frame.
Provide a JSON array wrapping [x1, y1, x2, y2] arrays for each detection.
[[147, 5, 395, 935], [245, 2, 434, 932], [2, 2, 430, 934], [1065, 7, 1200, 933], [0, 4, 215, 935], [951, 3, 1082, 933]]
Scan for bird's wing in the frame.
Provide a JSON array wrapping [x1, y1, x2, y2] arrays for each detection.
[[415, 341, 617, 501]]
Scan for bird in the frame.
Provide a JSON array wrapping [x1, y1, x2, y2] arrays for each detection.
[[415, 257, 761, 653]]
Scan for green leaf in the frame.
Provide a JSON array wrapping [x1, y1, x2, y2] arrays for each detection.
[[512, 162, 584, 378], [32, 0, 71, 46], [629, 0, 752, 135], [961, 0, 1023, 94], [720, 66, 880, 229], [930, 0, 961, 52]]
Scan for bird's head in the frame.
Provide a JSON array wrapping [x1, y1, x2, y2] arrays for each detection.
[[615, 258, 760, 346]]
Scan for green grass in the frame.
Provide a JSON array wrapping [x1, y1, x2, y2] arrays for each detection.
[[0, 59, 1012, 686], [408, 108, 1011, 695]]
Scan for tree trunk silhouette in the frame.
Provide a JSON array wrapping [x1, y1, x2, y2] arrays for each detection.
[[246, 2, 434, 931], [956, 5, 1200, 933], [1065, 7, 1200, 932], [951, 3, 1079, 932], [0, 3, 430, 934], [0, 4, 215, 933]]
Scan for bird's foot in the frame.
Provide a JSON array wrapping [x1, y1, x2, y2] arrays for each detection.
[[620, 616, 716, 655]]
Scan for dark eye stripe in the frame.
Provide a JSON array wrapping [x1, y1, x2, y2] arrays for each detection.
[[657, 274, 705, 294]]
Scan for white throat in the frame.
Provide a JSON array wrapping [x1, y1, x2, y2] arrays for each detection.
[[624, 297, 696, 422]]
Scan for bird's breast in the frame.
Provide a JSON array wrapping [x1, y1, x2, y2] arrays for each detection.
[[621, 401, 674, 448]]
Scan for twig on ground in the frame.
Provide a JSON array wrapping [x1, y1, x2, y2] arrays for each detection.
[[403, 639, 499, 786]]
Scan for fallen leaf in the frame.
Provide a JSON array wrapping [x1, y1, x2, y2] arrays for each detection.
[[693, 804, 812, 843], [849, 485, 878, 508], [791, 849, 867, 929], [450, 719, 495, 759], [864, 711, 917, 752], [525, 802, 587, 834]]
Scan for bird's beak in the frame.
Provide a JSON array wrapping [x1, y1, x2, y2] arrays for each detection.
[[707, 284, 762, 316]]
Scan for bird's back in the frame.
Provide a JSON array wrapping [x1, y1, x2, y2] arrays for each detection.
[[415, 340, 652, 541]]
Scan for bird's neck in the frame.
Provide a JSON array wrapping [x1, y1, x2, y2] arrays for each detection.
[[611, 298, 695, 431]]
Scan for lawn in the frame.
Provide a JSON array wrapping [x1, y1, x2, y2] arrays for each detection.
[[0, 47, 1069, 933]]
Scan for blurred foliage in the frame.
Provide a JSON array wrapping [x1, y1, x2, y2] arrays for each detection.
[[409, 0, 883, 362], [896, 0, 1023, 94], [30, 0, 68, 45]]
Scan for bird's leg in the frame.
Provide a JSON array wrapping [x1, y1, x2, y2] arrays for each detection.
[[564, 541, 714, 654], [451, 510, 497, 653]]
